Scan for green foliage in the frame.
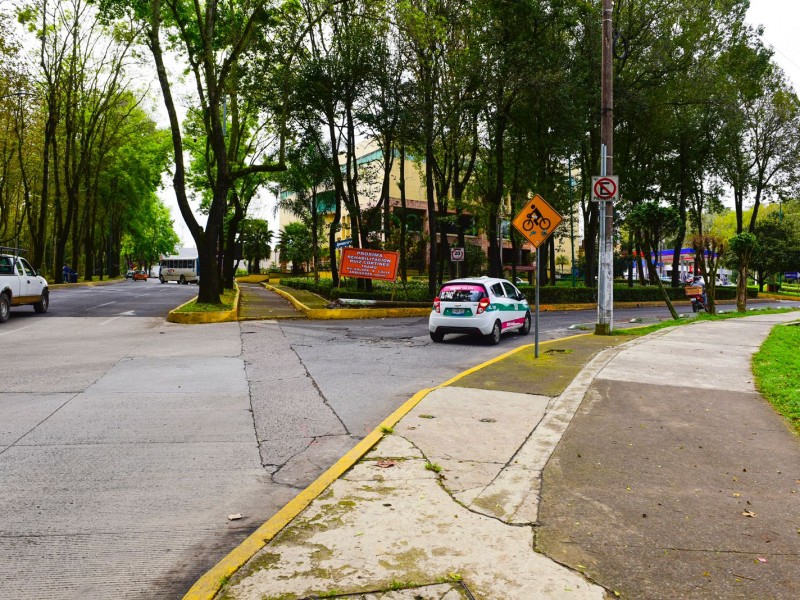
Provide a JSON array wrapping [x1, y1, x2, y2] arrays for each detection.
[[729, 231, 759, 258], [276, 223, 313, 273], [240, 219, 273, 274], [781, 283, 800, 294], [752, 211, 800, 282]]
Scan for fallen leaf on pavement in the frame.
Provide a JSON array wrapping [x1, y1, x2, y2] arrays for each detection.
[[742, 510, 757, 518], [227, 513, 243, 521], [757, 557, 768, 563], [377, 460, 396, 468]]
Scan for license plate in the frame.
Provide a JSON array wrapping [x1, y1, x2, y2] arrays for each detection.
[[451, 308, 465, 315]]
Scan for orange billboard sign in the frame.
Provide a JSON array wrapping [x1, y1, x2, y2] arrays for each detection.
[[339, 247, 399, 281]]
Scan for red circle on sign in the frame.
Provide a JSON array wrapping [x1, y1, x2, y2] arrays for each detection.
[[593, 177, 617, 199]]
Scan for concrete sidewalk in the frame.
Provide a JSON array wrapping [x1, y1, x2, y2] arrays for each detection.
[[191, 312, 800, 600], [237, 282, 305, 320]]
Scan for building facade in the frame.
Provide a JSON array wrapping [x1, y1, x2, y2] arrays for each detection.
[[277, 141, 583, 278]]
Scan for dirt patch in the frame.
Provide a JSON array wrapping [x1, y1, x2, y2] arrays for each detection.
[[452, 334, 627, 397]]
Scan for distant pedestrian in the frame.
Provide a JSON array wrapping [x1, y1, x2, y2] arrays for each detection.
[[62, 264, 70, 283]]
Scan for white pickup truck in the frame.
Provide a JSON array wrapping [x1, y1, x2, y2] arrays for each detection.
[[0, 252, 50, 323]]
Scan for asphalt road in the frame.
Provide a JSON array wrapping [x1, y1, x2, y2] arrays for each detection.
[[1, 284, 797, 599], [48, 277, 200, 317]]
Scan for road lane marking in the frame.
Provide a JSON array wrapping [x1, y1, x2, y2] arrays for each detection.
[[85, 301, 117, 311], [0, 323, 38, 337]]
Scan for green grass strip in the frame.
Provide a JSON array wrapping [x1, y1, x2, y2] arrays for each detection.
[[178, 288, 237, 313], [753, 322, 800, 434]]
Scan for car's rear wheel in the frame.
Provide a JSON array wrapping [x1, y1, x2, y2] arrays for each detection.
[[519, 311, 531, 335], [486, 320, 502, 345], [430, 330, 444, 343], [33, 291, 49, 314], [0, 293, 10, 323]]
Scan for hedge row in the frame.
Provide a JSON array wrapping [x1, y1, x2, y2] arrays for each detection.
[[281, 277, 432, 303], [522, 285, 756, 304], [781, 283, 800, 294], [281, 277, 757, 305]]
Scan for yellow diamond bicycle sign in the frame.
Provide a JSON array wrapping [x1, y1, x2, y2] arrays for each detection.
[[511, 194, 563, 248]]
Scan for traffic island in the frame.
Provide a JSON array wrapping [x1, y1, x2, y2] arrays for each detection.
[[265, 283, 432, 320], [167, 285, 240, 324]]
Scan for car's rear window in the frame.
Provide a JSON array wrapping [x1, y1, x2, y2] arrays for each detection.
[[438, 284, 486, 302]]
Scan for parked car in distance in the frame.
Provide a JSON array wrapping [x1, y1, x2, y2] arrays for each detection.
[[688, 276, 733, 288], [429, 276, 530, 345], [133, 270, 148, 281], [125, 270, 135, 279]]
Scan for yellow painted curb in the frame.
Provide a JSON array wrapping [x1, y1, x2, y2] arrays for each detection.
[[306, 307, 432, 319], [182, 387, 433, 600], [167, 286, 240, 324], [52, 278, 124, 288], [264, 283, 313, 314], [183, 331, 595, 600], [265, 284, 431, 320], [235, 275, 270, 284]]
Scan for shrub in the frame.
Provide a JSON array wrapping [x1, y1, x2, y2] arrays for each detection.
[[781, 282, 800, 294], [281, 277, 431, 303]]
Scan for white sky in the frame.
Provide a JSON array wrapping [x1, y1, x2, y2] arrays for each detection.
[[746, 0, 800, 95]]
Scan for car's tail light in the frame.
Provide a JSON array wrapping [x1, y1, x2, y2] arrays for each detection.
[[477, 297, 490, 314], [433, 297, 440, 313]]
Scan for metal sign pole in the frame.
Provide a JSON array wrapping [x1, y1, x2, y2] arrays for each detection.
[[596, 146, 614, 335], [535, 246, 540, 359]]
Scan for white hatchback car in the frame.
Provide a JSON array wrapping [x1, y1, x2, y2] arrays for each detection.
[[429, 277, 531, 344]]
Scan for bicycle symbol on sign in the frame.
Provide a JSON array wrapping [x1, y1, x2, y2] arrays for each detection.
[[521, 206, 551, 232]]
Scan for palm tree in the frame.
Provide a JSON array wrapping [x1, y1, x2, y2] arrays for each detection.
[[241, 219, 273, 275]]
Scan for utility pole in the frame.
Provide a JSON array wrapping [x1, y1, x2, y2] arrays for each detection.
[[569, 156, 575, 289], [596, 0, 615, 335]]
